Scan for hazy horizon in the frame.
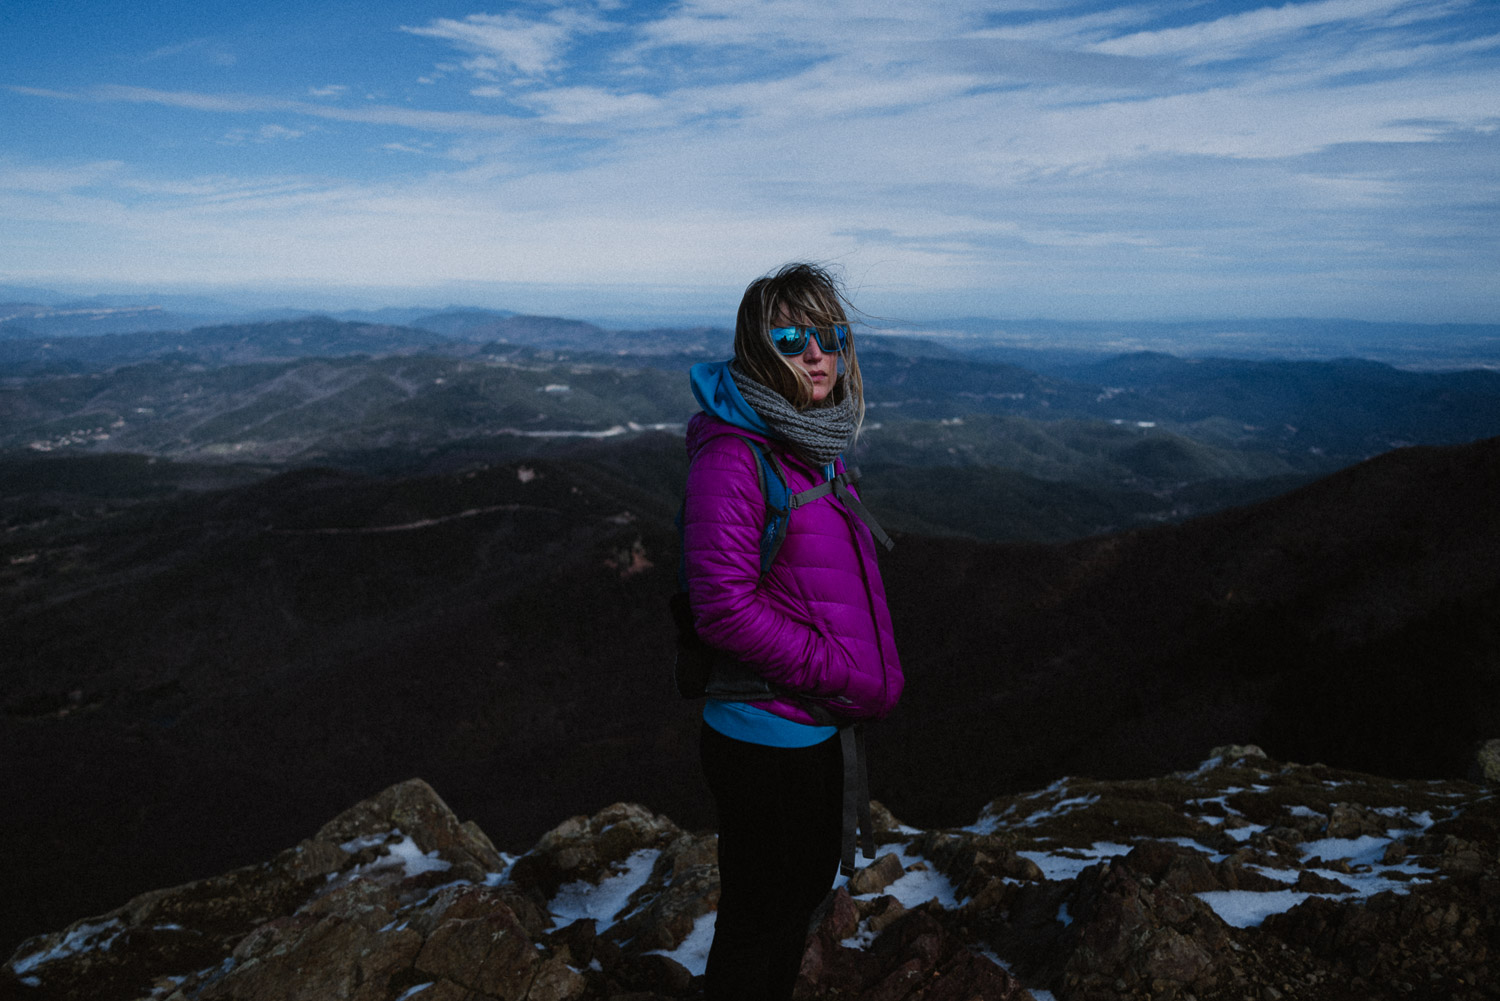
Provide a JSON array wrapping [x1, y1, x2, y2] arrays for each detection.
[[9, 276, 1500, 335]]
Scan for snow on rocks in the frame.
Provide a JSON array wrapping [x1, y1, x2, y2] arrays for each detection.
[[4, 750, 1495, 1001]]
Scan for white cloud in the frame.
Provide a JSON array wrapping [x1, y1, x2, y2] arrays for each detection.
[[402, 9, 611, 78], [219, 124, 308, 145], [308, 84, 349, 98], [23, 84, 533, 134], [517, 86, 665, 125], [142, 37, 238, 67], [1091, 0, 1438, 63], [0, 159, 125, 193]]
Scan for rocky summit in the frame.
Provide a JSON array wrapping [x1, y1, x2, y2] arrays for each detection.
[[4, 746, 1496, 1001]]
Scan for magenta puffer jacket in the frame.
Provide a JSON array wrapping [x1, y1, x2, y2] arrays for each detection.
[[682, 412, 904, 724]]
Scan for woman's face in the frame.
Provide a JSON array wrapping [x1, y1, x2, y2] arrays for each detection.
[[775, 308, 838, 403]]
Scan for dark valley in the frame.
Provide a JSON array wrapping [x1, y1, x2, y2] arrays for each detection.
[[2, 309, 1498, 965]]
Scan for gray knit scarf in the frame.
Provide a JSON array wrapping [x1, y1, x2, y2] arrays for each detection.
[[729, 360, 857, 466]]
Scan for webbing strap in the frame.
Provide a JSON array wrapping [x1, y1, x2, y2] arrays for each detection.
[[788, 468, 895, 552], [832, 478, 895, 552], [839, 724, 876, 877]]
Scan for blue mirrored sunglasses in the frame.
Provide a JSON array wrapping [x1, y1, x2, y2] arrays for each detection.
[[769, 324, 848, 355]]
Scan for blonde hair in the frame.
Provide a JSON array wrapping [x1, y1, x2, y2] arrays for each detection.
[[733, 262, 865, 426]]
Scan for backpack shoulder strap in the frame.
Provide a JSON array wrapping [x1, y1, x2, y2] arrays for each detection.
[[679, 432, 790, 581], [735, 436, 790, 575]]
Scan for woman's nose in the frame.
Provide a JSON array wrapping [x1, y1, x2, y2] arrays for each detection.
[[803, 338, 824, 360]]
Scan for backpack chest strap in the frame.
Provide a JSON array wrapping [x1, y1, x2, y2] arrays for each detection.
[[787, 467, 895, 552]]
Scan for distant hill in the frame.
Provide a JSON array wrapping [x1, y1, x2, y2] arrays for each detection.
[[6, 318, 1500, 541], [877, 434, 1500, 826], [0, 302, 221, 340], [930, 316, 1500, 369], [0, 316, 457, 370], [856, 347, 1500, 462]]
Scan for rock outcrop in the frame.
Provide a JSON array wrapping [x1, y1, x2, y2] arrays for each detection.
[[6, 747, 1497, 1001]]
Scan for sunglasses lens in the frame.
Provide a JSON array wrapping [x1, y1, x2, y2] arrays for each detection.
[[771, 326, 808, 354], [817, 325, 848, 351]]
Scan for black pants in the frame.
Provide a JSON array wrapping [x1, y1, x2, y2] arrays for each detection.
[[700, 721, 844, 1001]]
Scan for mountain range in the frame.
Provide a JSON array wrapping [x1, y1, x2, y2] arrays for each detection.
[[5, 313, 1500, 541], [2, 306, 1497, 964]]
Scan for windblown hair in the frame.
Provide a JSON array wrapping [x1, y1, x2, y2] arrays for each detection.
[[734, 262, 865, 425]]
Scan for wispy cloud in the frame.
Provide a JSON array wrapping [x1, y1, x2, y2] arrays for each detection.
[[401, 8, 613, 79], [12, 84, 532, 134], [220, 124, 308, 145], [1090, 0, 1425, 62], [142, 37, 237, 67]]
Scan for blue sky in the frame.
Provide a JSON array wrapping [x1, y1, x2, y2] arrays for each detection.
[[2, 0, 1498, 323]]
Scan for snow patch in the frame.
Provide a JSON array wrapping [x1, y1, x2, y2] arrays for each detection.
[[550, 849, 660, 931], [1197, 889, 1315, 928], [647, 910, 716, 977], [1016, 842, 1132, 882], [1196, 826, 1440, 927], [340, 830, 453, 880], [11, 919, 124, 975], [845, 845, 961, 909]]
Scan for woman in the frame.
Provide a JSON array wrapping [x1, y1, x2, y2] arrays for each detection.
[[681, 262, 904, 1001]]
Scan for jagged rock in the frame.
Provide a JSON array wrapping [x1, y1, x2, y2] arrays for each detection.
[[798, 889, 878, 995], [0, 780, 551, 1001], [508, 803, 683, 901], [1326, 803, 1390, 840], [1471, 738, 1500, 784], [599, 829, 720, 953], [6, 752, 1498, 1001], [1122, 840, 1220, 894], [315, 778, 508, 885], [544, 918, 598, 970], [414, 903, 537, 1001], [1263, 874, 1500, 997], [867, 800, 910, 840], [1293, 870, 1355, 894], [798, 897, 1029, 1000], [1208, 743, 1267, 764], [526, 954, 588, 1001], [1057, 856, 1232, 998], [904, 829, 1042, 905], [862, 909, 1031, 1001], [201, 914, 424, 1000], [1438, 837, 1488, 878], [858, 895, 908, 937], [847, 853, 906, 896], [608, 953, 694, 996], [409, 884, 550, 942]]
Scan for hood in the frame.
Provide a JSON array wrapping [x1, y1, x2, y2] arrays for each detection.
[[686, 360, 771, 463], [690, 360, 768, 436]]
